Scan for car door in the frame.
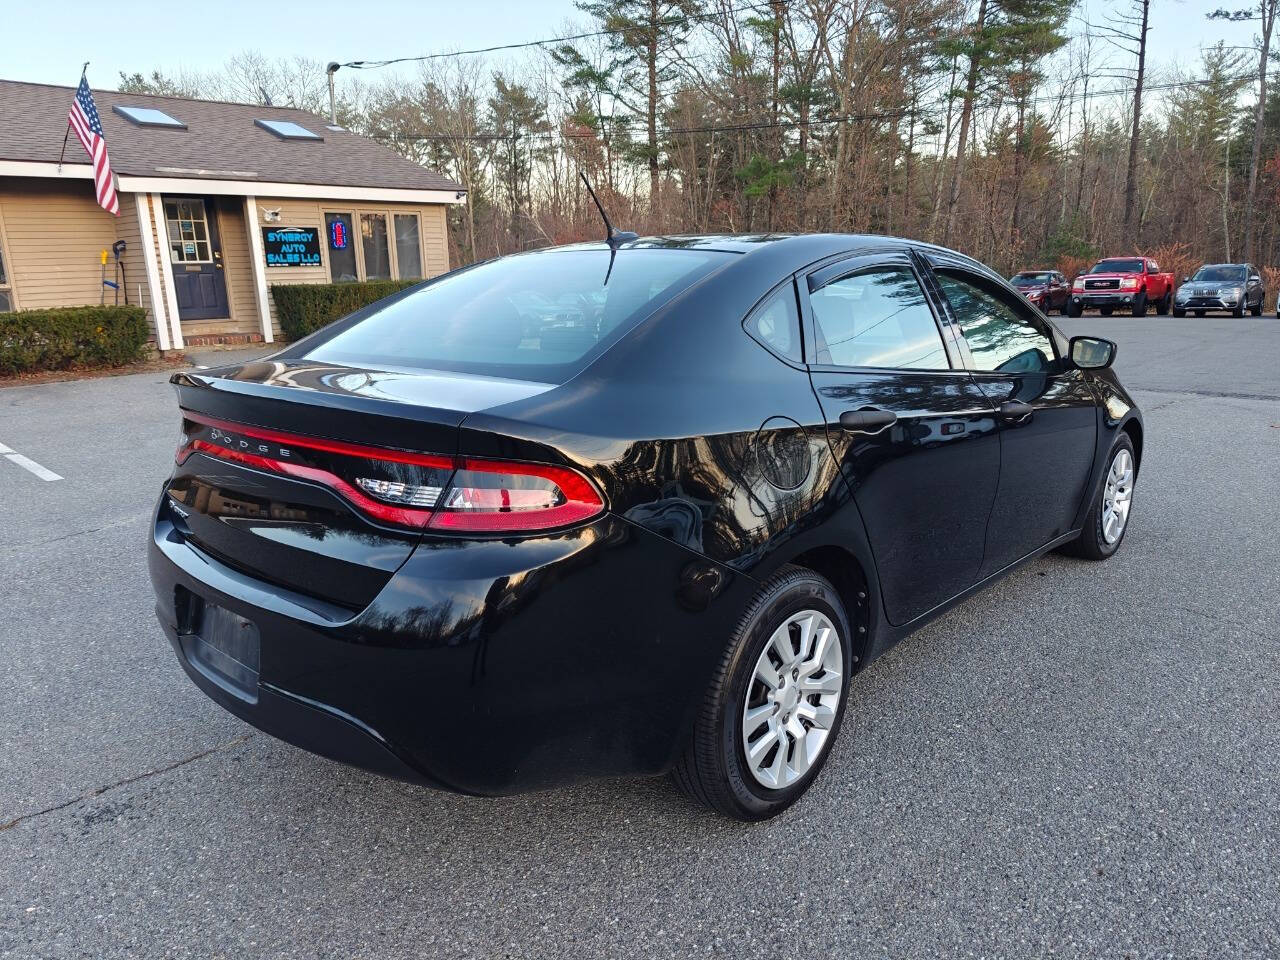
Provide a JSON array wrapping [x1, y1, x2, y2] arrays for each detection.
[[925, 260, 1098, 576], [1051, 272, 1070, 311], [800, 251, 1001, 626], [1246, 264, 1263, 309]]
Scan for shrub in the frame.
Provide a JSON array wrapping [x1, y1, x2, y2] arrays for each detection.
[[271, 279, 420, 341], [0, 304, 150, 375]]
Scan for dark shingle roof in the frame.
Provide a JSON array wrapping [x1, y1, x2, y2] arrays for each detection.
[[0, 79, 461, 193]]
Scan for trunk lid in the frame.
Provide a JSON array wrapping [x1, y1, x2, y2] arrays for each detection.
[[163, 359, 555, 611]]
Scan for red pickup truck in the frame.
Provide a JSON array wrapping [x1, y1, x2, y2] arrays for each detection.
[[1066, 257, 1175, 317]]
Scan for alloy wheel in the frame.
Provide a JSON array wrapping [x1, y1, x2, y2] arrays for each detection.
[[741, 609, 843, 789], [1101, 449, 1135, 544]]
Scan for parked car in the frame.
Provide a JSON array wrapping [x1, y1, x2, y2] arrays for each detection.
[[149, 234, 1144, 821], [1066, 257, 1174, 317], [1010, 269, 1070, 313], [1172, 263, 1265, 318]]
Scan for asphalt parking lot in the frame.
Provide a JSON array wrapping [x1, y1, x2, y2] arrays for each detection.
[[2, 317, 1278, 959]]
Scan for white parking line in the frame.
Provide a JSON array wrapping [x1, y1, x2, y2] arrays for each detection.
[[0, 440, 63, 481]]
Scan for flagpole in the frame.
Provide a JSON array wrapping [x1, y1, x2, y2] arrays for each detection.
[[57, 62, 90, 173]]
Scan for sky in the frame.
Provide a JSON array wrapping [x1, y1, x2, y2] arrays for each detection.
[[0, 0, 1264, 95]]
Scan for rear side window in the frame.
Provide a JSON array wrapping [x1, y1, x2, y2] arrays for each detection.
[[744, 283, 802, 362], [304, 248, 733, 383], [807, 266, 949, 370]]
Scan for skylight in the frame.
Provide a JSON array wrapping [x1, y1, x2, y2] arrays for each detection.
[[255, 119, 323, 141], [113, 105, 187, 129]]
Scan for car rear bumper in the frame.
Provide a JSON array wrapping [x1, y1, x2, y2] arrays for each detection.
[[149, 498, 751, 795]]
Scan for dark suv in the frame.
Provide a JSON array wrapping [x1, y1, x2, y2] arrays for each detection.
[[1010, 270, 1070, 313]]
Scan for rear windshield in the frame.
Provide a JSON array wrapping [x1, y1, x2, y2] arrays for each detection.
[[303, 248, 733, 382], [1192, 265, 1246, 282], [1013, 272, 1051, 283], [1090, 259, 1143, 274]]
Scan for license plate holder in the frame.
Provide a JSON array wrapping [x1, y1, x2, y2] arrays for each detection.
[[180, 597, 261, 700]]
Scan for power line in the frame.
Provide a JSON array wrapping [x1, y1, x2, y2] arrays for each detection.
[[341, 0, 787, 70], [362, 71, 1259, 145]]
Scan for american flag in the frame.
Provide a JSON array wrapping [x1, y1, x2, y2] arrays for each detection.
[[67, 75, 118, 216]]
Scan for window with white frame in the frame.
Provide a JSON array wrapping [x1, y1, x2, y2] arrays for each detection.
[[164, 199, 212, 263]]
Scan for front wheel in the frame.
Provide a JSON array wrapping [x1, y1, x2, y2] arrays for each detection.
[[1066, 300, 1083, 317], [1062, 434, 1136, 561], [1131, 292, 1147, 317], [670, 566, 854, 821], [1172, 306, 1186, 317]]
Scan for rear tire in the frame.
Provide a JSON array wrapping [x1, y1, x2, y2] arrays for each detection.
[[1061, 434, 1136, 561], [670, 566, 854, 821], [1156, 292, 1170, 315], [1252, 296, 1264, 316]]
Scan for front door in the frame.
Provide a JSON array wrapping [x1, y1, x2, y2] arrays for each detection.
[[927, 262, 1098, 576], [163, 197, 229, 321], [801, 252, 1002, 626]]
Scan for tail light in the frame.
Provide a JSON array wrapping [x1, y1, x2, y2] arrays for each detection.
[[174, 412, 604, 533]]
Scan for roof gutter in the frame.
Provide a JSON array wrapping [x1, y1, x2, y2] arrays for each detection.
[[0, 160, 465, 204]]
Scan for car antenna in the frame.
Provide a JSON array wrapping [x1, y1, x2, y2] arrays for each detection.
[[579, 171, 637, 287], [579, 170, 637, 250]]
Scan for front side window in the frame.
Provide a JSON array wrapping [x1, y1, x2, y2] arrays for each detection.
[[361, 213, 391, 280], [807, 266, 948, 370], [935, 272, 1054, 373], [304, 248, 733, 383]]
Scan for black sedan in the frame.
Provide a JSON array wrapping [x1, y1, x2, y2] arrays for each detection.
[[149, 234, 1143, 821]]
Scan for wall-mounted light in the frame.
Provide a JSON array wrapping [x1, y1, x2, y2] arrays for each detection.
[[261, 207, 281, 223]]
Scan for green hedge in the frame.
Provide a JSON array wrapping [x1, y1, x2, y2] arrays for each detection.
[[0, 305, 150, 375], [271, 279, 420, 341]]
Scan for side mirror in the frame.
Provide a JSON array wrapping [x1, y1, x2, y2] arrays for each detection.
[[1250, 275, 1262, 284], [1182, 275, 1190, 283], [1070, 336, 1116, 370]]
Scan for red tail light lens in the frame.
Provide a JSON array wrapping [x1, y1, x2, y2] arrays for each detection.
[[427, 458, 604, 531], [174, 413, 604, 533]]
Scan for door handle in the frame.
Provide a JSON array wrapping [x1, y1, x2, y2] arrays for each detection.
[[998, 400, 1034, 423], [839, 409, 897, 434]]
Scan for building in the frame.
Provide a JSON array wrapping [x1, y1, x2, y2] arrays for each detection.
[[0, 79, 463, 349]]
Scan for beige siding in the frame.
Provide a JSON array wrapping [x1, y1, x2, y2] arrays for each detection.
[[113, 194, 161, 325], [251, 196, 451, 339], [213, 198, 265, 336], [0, 178, 124, 311]]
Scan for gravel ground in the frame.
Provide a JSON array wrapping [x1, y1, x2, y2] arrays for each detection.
[[1, 317, 1277, 959]]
